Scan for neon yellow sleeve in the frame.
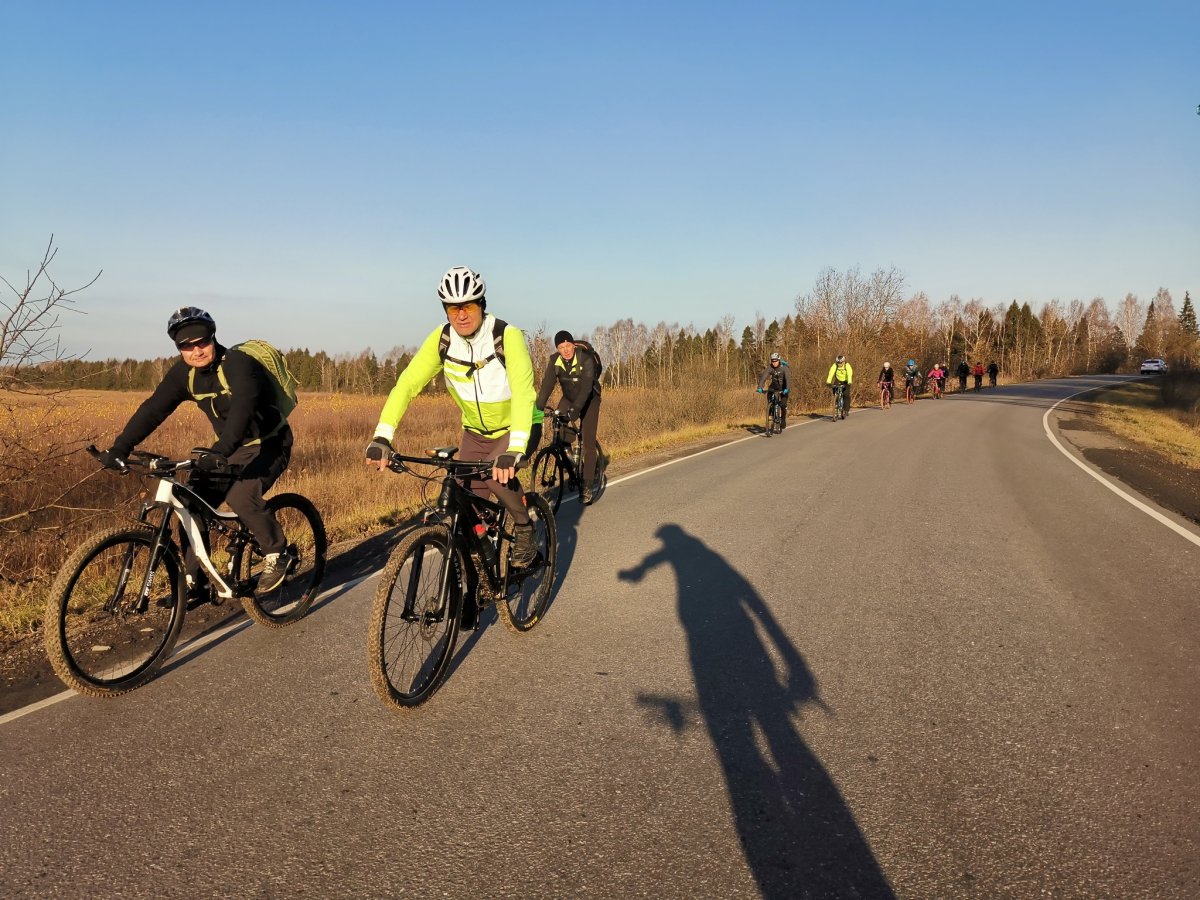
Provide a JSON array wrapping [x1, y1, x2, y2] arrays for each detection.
[[502, 325, 535, 455], [374, 326, 445, 441]]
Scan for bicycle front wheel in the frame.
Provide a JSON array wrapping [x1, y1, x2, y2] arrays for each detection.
[[497, 493, 557, 633], [531, 447, 565, 513], [44, 526, 185, 698], [237, 493, 327, 628], [367, 526, 464, 709]]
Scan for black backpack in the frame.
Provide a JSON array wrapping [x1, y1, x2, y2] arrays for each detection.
[[571, 339, 603, 381]]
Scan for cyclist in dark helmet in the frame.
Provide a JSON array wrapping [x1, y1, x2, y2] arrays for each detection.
[[97, 307, 295, 599], [757, 351, 790, 429]]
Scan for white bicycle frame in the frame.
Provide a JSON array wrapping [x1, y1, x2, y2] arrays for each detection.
[[153, 477, 241, 600]]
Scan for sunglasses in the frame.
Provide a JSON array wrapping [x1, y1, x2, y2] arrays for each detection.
[[176, 336, 213, 351], [444, 302, 480, 315]]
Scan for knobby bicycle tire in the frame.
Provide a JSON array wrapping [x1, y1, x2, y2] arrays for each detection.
[[367, 526, 464, 709], [237, 493, 327, 628], [496, 492, 557, 634], [44, 526, 185, 698], [531, 447, 566, 513]]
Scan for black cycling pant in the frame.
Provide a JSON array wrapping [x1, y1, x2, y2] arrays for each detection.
[[831, 383, 850, 415], [576, 395, 602, 485], [184, 427, 292, 579], [766, 392, 788, 427]]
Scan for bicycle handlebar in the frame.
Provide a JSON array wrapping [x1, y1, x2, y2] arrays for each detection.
[[385, 451, 515, 478], [87, 444, 194, 475]]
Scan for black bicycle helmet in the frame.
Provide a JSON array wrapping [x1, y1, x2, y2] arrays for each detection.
[[167, 306, 216, 342]]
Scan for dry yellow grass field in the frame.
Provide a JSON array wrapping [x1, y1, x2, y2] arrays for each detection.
[[1091, 381, 1200, 471]]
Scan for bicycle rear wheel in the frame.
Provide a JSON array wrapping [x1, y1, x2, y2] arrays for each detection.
[[237, 493, 327, 628], [531, 447, 565, 513], [496, 493, 557, 634], [44, 526, 185, 697], [367, 526, 463, 709]]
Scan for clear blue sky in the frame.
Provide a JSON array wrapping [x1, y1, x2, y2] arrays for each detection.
[[2, 1, 1196, 361]]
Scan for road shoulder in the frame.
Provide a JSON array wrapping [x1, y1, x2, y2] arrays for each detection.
[[1049, 396, 1200, 527]]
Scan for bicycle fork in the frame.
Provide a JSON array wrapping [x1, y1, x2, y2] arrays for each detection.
[[122, 503, 177, 614]]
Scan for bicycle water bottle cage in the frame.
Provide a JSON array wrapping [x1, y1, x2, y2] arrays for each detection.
[[428, 447, 458, 459]]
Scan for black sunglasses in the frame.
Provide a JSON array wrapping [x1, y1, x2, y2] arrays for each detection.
[[176, 336, 213, 351]]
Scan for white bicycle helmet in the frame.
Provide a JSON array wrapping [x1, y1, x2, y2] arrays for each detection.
[[437, 266, 487, 307]]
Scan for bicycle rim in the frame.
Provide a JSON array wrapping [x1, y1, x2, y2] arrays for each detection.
[[238, 493, 327, 628], [531, 448, 565, 513], [367, 527, 463, 709], [497, 493, 557, 633], [45, 527, 184, 697]]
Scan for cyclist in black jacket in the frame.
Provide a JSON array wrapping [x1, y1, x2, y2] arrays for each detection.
[[97, 307, 294, 596], [535, 330, 602, 504], [758, 352, 790, 428]]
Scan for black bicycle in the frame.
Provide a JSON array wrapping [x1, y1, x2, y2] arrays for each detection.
[[367, 448, 557, 709], [45, 446, 326, 697], [530, 410, 606, 513], [764, 390, 784, 436], [832, 383, 849, 420]]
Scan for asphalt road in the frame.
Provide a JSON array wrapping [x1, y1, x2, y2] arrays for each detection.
[[2, 376, 1197, 899]]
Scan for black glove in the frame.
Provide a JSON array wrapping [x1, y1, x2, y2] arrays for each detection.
[[192, 448, 229, 473], [365, 436, 393, 462], [495, 452, 524, 470], [95, 448, 128, 470]]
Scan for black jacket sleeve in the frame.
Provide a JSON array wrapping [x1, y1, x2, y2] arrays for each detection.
[[210, 348, 263, 457], [111, 362, 191, 457], [534, 356, 559, 410]]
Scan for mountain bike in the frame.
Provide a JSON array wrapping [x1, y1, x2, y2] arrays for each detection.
[[530, 410, 606, 512], [831, 384, 848, 420], [44, 446, 326, 698], [879, 381, 893, 409], [988, 370, 998, 388], [904, 376, 919, 404], [764, 390, 785, 436], [367, 448, 557, 709]]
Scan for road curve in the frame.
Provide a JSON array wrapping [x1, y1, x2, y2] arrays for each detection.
[[1, 376, 1197, 898]]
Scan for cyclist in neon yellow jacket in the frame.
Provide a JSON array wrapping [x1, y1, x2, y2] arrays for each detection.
[[365, 266, 539, 565], [825, 354, 854, 418]]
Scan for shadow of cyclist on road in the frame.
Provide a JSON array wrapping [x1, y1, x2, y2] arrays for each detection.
[[619, 524, 894, 900]]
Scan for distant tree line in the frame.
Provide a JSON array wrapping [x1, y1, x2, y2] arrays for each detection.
[[23, 271, 1197, 396]]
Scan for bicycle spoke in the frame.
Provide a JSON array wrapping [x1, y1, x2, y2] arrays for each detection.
[[46, 527, 183, 696]]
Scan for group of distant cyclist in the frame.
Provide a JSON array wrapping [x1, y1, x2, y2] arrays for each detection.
[[758, 353, 1001, 425]]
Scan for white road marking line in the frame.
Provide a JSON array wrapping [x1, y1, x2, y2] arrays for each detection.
[[1043, 386, 1200, 548], [1, 577, 372, 726], [604, 417, 817, 490]]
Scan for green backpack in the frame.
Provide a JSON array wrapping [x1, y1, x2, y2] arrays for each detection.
[[188, 339, 299, 420]]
